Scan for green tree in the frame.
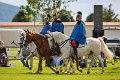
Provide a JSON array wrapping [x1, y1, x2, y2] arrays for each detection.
[[12, 6, 32, 22], [86, 4, 120, 22], [26, 0, 77, 22], [103, 4, 119, 22], [58, 9, 74, 22], [86, 13, 94, 22]]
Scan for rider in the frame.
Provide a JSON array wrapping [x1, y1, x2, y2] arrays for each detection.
[[39, 14, 51, 35], [49, 13, 64, 66], [69, 11, 86, 58], [39, 15, 52, 66], [50, 13, 64, 34]]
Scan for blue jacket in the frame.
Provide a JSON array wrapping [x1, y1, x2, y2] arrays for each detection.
[[70, 21, 86, 45], [40, 23, 51, 35], [50, 20, 64, 34]]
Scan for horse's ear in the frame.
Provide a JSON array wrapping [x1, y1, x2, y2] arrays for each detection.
[[27, 29, 30, 33], [29, 30, 33, 34], [24, 29, 27, 33]]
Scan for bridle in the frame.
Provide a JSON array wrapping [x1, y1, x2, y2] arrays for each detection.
[[48, 33, 69, 49], [23, 32, 49, 50]]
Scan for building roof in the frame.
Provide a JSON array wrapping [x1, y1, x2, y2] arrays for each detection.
[[0, 22, 120, 27]]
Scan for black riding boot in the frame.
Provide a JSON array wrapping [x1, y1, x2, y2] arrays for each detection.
[[73, 46, 77, 58]]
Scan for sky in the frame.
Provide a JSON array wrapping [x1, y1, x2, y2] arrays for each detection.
[[0, 0, 120, 21]]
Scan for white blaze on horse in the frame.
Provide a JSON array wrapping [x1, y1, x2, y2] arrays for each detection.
[[48, 32, 114, 74]]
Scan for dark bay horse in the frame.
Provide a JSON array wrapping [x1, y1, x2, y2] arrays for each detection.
[[23, 30, 61, 74]]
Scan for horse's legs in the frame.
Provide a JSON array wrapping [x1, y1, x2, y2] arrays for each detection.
[[29, 56, 33, 70], [56, 55, 68, 74], [75, 57, 82, 73], [63, 59, 68, 73], [60, 59, 65, 73], [67, 58, 75, 74], [87, 56, 95, 74], [35, 54, 43, 74], [46, 56, 56, 73], [97, 55, 104, 74]]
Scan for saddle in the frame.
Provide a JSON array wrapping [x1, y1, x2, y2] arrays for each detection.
[[78, 44, 85, 48]]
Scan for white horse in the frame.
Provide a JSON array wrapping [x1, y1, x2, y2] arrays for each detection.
[[48, 32, 115, 74]]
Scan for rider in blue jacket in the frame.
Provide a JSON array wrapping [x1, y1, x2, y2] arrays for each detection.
[[40, 15, 51, 35], [70, 11, 86, 58], [50, 13, 64, 34]]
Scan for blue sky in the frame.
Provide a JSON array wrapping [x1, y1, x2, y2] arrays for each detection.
[[0, 0, 120, 21]]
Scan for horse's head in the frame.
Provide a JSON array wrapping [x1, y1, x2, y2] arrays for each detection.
[[18, 29, 31, 57], [47, 32, 69, 51], [23, 29, 33, 47], [46, 31, 58, 50]]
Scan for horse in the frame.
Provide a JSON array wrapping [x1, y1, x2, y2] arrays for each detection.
[[48, 32, 115, 74], [22, 29, 62, 74]]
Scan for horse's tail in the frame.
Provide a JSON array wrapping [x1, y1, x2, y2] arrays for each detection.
[[99, 37, 115, 61]]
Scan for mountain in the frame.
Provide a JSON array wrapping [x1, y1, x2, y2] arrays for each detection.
[[0, 2, 20, 22]]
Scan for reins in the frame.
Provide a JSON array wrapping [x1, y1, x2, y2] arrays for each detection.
[[57, 39, 69, 48]]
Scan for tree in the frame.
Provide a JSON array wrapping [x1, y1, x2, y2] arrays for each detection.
[[12, 6, 32, 22], [26, 0, 77, 22], [103, 4, 120, 22], [86, 13, 94, 22], [58, 9, 74, 22], [86, 4, 120, 22]]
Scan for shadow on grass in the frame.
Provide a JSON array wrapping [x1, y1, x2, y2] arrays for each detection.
[[20, 72, 103, 75], [112, 67, 120, 70], [18, 71, 85, 75], [106, 71, 120, 74]]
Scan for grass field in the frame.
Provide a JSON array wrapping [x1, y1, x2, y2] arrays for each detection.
[[0, 59, 120, 80]]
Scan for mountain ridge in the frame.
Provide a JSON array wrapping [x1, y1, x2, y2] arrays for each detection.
[[0, 2, 20, 22]]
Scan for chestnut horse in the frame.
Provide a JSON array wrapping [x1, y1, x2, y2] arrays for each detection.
[[23, 30, 61, 74]]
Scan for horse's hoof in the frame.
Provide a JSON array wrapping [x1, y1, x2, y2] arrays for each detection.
[[60, 70, 62, 72], [34, 71, 41, 74], [87, 71, 90, 74], [26, 64, 29, 67], [101, 71, 104, 74], [70, 72, 75, 74], [101, 72, 104, 74], [29, 66, 32, 70], [80, 70, 82, 73], [56, 71, 59, 74]]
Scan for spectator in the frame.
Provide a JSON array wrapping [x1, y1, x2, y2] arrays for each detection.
[[0, 40, 8, 67]]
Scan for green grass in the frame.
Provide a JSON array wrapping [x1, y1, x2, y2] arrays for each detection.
[[0, 60, 120, 80], [10, 48, 18, 55]]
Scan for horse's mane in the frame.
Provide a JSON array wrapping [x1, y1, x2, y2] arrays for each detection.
[[29, 31, 46, 38], [52, 32, 69, 40]]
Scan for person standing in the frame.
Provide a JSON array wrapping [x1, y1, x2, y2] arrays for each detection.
[[0, 41, 8, 67]]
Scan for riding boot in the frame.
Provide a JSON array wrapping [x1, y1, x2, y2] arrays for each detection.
[[73, 46, 77, 58]]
